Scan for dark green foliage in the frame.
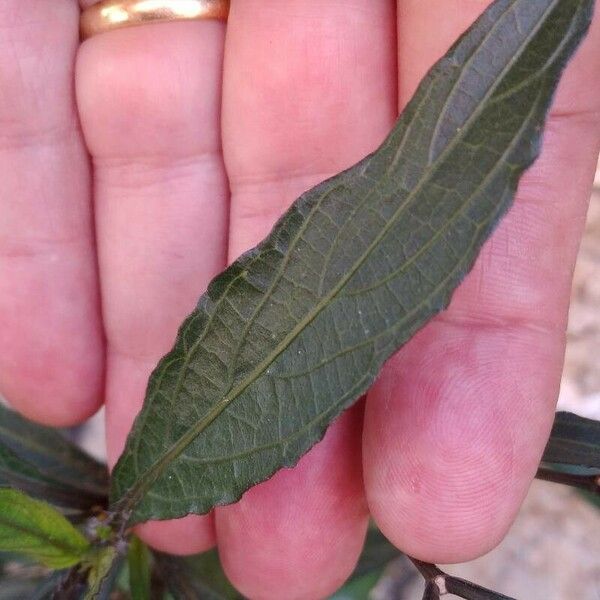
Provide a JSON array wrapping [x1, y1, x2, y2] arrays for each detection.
[[111, 0, 595, 525]]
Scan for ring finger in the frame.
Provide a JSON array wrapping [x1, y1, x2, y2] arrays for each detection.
[[76, 0, 229, 554]]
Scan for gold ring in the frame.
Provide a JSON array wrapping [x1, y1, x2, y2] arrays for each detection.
[[81, 0, 229, 40]]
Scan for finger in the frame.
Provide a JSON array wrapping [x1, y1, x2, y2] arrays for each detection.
[[0, 2, 103, 426], [216, 1, 397, 598], [363, 0, 600, 563], [76, 17, 228, 554]]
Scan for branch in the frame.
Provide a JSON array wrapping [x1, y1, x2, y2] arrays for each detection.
[[423, 581, 441, 600], [409, 557, 516, 600]]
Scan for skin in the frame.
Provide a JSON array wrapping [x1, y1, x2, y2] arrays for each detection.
[[0, 0, 599, 598]]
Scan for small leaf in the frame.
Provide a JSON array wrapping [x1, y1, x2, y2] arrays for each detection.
[[0, 489, 90, 569], [128, 537, 151, 600], [542, 411, 600, 468], [85, 546, 123, 600], [0, 403, 108, 510], [155, 550, 241, 600], [111, 0, 595, 523]]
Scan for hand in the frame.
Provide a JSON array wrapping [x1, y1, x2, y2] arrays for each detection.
[[1, 1, 599, 598]]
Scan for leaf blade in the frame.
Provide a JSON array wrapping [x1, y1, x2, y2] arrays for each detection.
[[85, 546, 123, 600], [0, 489, 90, 569], [112, 0, 595, 523]]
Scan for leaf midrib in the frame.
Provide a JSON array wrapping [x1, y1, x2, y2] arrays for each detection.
[[119, 0, 563, 509], [150, 85, 543, 475], [316, 2, 519, 297]]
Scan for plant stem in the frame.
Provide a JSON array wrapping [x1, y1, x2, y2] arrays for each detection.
[[423, 581, 441, 600], [408, 557, 516, 600], [410, 559, 444, 581]]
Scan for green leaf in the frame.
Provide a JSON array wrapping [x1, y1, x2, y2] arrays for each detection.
[[0, 403, 108, 509], [154, 550, 241, 600], [128, 537, 151, 600], [542, 411, 600, 468], [111, 0, 595, 523], [85, 546, 123, 600], [0, 489, 90, 569]]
